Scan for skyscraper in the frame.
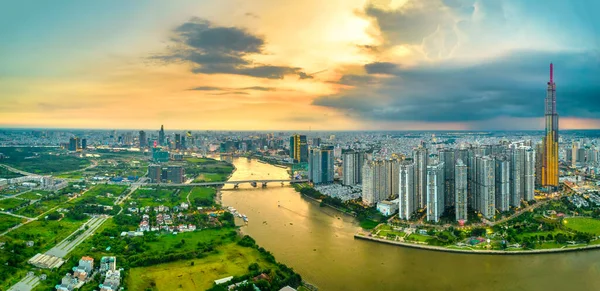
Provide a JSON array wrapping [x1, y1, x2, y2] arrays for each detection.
[[426, 161, 444, 222], [542, 63, 559, 189], [342, 151, 364, 186], [524, 147, 536, 201], [398, 161, 415, 220], [139, 131, 147, 148], [477, 156, 495, 219], [571, 141, 579, 167], [175, 133, 181, 150], [439, 149, 455, 207], [495, 157, 511, 212], [290, 134, 308, 163], [510, 147, 524, 208], [308, 146, 334, 184], [361, 160, 387, 206], [455, 159, 468, 222], [413, 145, 428, 209], [158, 125, 165, 146]]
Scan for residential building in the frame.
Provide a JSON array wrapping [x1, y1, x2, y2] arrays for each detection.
[[342, 151, 364, 186], [308, 146, 334, 184], [413, 145, 428, 209], [455, 159, 468, 222], [289, 134, 308, 163], [398, 161, 415, 220], [495, 157, 510, 212], [426, 161, 444, 222]]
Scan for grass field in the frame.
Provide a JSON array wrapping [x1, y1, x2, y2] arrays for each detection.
[[127, 243, 272, 291], [407, 234, 431, 243], [0, 214, 24, 232], [131, 187, 189, 207], [15, 195, 69, 217], [193, 172, 229, 183], [359, 219, 380, 230], [68, 184, 128, 206], [55, 172, 84, 179], [5, 217, 85, 251], [16, 191, 50, 200], [188, 187, 216, 207], [563, 217, 600, 235], [0, 198, 29, 211], [0, 167, 23, 179], [0, 147, 90, 174]]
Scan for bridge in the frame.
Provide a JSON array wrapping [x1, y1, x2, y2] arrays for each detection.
[[138, 179, 308, 188]]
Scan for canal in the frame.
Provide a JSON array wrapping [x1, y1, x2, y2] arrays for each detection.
[[221, 157, 600, 291]]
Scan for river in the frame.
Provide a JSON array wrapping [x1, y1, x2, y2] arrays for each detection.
[[220, 157, 600, 291]]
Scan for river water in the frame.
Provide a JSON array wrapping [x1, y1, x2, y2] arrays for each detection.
[[221, 157, 600, 291]]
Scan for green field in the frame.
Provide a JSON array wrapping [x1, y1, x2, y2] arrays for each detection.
[[563, 217, 600, 235], [16, 191, 50, 201], [127, 243, 272, 291], [192, 172, 229, 183], [0, 214, 24, 232], [5, 218, 84, 245], [406, 233, 431, 242], [68, 184, 128, 206], [188, 187, 216, 207], [15, 194, 69, 218], [185, 157, 234, 183], [0, 198, 29, 211], [359, 219, 379, 230], [0, 147, 90, 174], [130, 187, 188, 207], [0, 167, 23, 179]]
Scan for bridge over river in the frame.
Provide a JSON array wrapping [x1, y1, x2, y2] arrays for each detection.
[[111, 179, 308, 188]]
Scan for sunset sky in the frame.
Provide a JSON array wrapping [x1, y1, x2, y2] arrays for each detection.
[[1, 0, 599, 131]]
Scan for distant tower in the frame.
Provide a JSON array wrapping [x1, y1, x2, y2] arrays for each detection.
[[542, 63, 559, 189], [455, 159, 467, 222], [139, 131, 147, 148], [158, 125, 165, 146]]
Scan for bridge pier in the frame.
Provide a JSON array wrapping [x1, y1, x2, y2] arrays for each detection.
[[233, 184, 239, 189], [250, 181, 257, 188], [281, 182, 284, 186], [262, 182, 267, 188]]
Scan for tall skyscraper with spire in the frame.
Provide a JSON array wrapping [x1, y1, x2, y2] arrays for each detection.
[[158, 125, 165, 146], [542, 63, 559, 189]]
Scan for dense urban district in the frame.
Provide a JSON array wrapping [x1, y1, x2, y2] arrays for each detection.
[[1, 71, 600, 290]]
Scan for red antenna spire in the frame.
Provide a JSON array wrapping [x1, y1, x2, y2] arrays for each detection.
[[550, 63, 553, 83]]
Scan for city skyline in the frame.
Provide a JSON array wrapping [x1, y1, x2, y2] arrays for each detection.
[[2, 0, 600, 130]]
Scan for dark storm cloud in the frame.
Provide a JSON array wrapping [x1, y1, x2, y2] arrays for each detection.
[[332, 74, 379, 86], [314, 50, 600, 122], [154, 17, 310, 80], [365, 62, 399, 75]]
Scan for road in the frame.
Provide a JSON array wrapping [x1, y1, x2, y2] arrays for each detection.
[[0, 211, 34, 220], [0, 164, 37, 177], [7, 273, 39, 291], [45, 216, 108, 258], [0, 189, 32, 200], [486, 198, 557, 226]]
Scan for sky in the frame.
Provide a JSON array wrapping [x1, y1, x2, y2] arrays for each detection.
[[1, 0, 599, 131]]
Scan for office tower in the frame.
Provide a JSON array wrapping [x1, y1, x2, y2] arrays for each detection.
[[524, 147, 536, 201], [477, 156, 495, 219], [81, 138, 87, 150], [439, 149, 455, 207], [413, 145, 428, 209], [542, 63, 559, 188], [148, 164, 162, 183], [571, 141, 579, 167], [535, 142, 543, 187], [495, 157, 510, 212], [166, 165, 185, 183], [159, 125, 165, 146], [139, 131, 147, 148], [175, 134, 181, 150], [76, 137, 81, 150], [68, 137, 77, 151], [308, 146, 334, 184], [312, 138, 321, 147], [290, 134, 308, 163], [398, 161, 415, 220], [181, 136, 186, 150], [342, 151, 364, 186], [426, 161, 444, 223], [455, 159, 468, 222]]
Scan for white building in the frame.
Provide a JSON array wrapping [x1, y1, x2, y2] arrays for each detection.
[[426, 161, 444, 222], [377, 198, 399, 216], [455, 159, 468, 222], [398, 161, 415, 220]]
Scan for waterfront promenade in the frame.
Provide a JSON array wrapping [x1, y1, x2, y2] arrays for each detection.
[[354, 233, 600, 255]]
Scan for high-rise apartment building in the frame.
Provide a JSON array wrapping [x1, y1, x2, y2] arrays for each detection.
[[495, 157, 511, 212], [398, 161, 415, 220], [413, 145, 428, 209], [524, 147, 536, 201], [308, 146, 334, 184], [541, 63, 559, 189], [426, 161, 445, 222], [455, 159, 468, 222], [342, 151, 364, 186], [440, 149, 455, 207], [148, 164, 162, 183], [477, 156, 495, 219]]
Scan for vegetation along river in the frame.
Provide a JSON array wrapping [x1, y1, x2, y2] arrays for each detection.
[[221, 157, 600, 291]]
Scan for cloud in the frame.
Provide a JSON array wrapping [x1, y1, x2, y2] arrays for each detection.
[[314, 50, 600, 123], [209, 91, 249, 95], [154, 17, 310, 79], [245, 12, 260, 19], [188, 86, 277, 92], [332, 74, 379, 86]]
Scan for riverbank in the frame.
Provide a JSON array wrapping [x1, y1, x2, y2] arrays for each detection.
[[354, 233, 600, 255]]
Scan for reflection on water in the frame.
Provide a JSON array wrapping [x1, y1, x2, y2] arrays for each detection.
[[221, 157, 600, 291]]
